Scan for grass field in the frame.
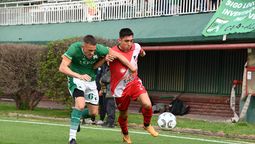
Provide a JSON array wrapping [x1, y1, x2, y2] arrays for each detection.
[[0, 117, 254, 144], [0, 102, 255, 144]]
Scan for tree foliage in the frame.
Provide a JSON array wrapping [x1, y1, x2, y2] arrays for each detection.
[[0, 44, 47, 110]]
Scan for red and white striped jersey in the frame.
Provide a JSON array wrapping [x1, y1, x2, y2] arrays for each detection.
[[110, 43, 143, 97]]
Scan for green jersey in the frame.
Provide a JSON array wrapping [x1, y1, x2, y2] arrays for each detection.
[[64, 41, 109, 81]]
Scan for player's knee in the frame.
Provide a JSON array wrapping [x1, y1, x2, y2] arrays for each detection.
[[143, 103, 152, 109], [75, 106, 85, 111], [119, 112, 128, 120], [90, 111, 98, 116], [120, 115, 128, 120]]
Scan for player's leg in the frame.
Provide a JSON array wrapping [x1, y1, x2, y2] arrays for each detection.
[[86, 103, 99, 124], [81, 107, 90, 119], [80, 106, 91, 126], [128, 78, 158, 137], [137, 92, 152, 126], [115, 96, 132, 143], [96, 92, 106, 125], [106, 98, 116, 127], [69, 89, 86, 143], [137, 92, 158, 137], [119, 110, 132, 144], [84, 81, 99, 124], [119, 110, 128, 134]]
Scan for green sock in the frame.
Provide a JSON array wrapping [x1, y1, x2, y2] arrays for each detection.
[[70, 108, 82, 130], [81, 108, 91, 119]]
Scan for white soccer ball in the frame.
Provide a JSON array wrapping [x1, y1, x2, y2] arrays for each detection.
[[157, 112, 177, 129]]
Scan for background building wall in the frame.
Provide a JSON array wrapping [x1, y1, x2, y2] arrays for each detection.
[[139, 49, 247, 96]]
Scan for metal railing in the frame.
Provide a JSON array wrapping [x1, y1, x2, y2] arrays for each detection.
[[0, 0, 221, 26]]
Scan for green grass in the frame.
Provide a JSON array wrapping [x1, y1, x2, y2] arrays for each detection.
[[1, 102, 255, 140], [127, 112, 255, 136], [0, 102, 70, 118], [0, 118, 252, 144]]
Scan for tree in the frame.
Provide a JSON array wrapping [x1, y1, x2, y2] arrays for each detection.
[[0, 44, 47, 110]]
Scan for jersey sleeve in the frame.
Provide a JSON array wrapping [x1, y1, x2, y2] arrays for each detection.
[[64, 42, 81, 60], [96, 44, 109, 57], [133, 43, 143, 55]]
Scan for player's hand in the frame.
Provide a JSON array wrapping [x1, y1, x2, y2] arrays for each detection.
[[131, 70, 137, 76], [123, 71, 137, 84], [79, 74, 91, 81], [105, 54, 116, 62], [98, 90, 103, 96], [129, 70, 137, 80], [139, 49, 146, 57], [129, 65, 137, 73]]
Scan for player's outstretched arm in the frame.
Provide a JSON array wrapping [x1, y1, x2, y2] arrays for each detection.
[[109, 49, 137, 72]]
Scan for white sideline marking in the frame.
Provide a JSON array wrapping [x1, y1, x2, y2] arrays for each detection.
[[0, 119, 251, 144]]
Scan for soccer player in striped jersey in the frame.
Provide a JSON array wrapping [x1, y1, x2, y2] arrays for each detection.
[[110, 28, 158, 143]]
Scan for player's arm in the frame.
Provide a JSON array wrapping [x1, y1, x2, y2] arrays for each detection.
[[140, 48, 146, 57], [59, 55, 91, 81], [59, 55, 78, 78], [93, 54, 116, 69], [109, 49, 137, 72], [93, 57, 106, 69]]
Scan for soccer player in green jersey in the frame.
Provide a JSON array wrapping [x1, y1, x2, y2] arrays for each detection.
[[59, 35, 136, 144]]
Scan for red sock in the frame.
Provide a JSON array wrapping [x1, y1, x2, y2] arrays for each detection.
[[142, 107, 152, 126], [118, 116, 128, 135]]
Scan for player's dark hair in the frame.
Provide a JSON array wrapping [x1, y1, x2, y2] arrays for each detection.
[[119, 28, 134, 38], [83, 35, 97, 45]]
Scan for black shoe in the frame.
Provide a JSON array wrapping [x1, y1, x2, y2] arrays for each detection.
[[77, 124, 80, 132], [69, 139, 77, 144]]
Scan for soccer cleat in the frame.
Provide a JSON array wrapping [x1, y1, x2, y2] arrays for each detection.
[[96, 120, 104, 125], [69, 139, 77, 144], [144, 125, 159, 137], [84, 119, 96, 125], [122, 135, 132, 144]]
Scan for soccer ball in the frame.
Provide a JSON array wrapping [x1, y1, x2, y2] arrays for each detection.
[[157, 112, 176, 129]]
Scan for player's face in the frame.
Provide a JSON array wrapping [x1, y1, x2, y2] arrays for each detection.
[[83, 43, 96, 59], [119, 35, 134, 51]]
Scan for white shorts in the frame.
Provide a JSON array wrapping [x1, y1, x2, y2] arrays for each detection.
[[68, 78, 99, 105]]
